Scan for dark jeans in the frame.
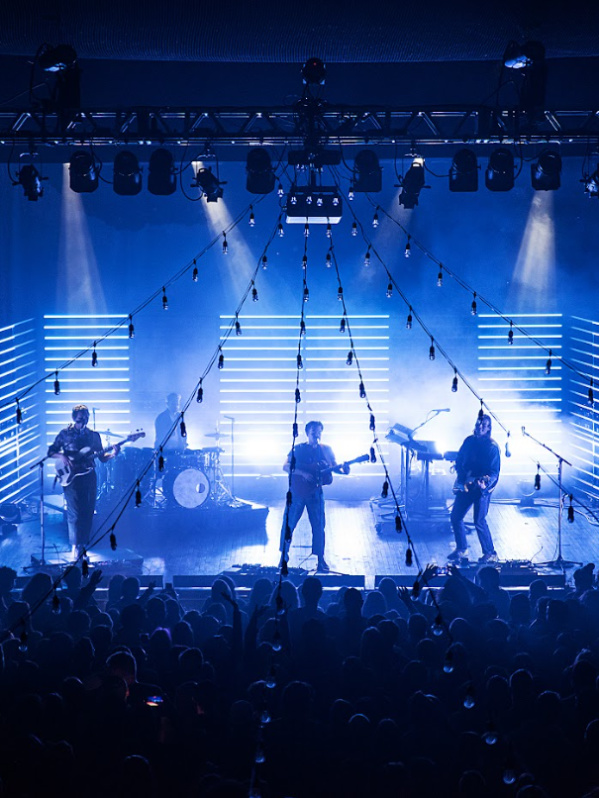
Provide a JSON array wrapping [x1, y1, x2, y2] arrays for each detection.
[[450, 489, 495, 556], [280, 489, 326, 558], [64, 470, 97, 548]]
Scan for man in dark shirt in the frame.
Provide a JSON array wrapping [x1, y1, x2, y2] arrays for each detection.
[[154, 392, 187, 452], [279, 420, 348, 573], [449, 413, 501, 564], [48, 404, 120, 556]]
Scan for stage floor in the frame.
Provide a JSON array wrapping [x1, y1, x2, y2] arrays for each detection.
[[4, 495, 599, 587]]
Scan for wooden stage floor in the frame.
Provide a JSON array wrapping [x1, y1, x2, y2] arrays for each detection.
[[4, 496, 599, 588]]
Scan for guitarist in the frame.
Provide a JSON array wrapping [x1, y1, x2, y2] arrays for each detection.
[[449, 413, 501, 565], [48, 405, 121, 556], [279, 420, 349, 573]]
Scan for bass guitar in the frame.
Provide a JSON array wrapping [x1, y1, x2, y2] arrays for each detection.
[[291, 454, 369, 498], [453, 472, 490, 495], [54, 431, 145, 487]]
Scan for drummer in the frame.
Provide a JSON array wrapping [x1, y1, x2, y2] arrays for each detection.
[[154, 393, 188, 452]]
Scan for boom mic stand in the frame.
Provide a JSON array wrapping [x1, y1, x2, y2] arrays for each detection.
[[521, 426, 580, 571], [29, 453, 53, 566]]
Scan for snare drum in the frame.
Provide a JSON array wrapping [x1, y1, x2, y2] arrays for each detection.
[[162, 467, 211, 509]]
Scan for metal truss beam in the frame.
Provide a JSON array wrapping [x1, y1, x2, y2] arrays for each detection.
[[1, 104, 599, 159]]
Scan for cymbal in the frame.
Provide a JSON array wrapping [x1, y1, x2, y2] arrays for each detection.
[[204, 432, 231, 439], [94, 430, 114, 435]]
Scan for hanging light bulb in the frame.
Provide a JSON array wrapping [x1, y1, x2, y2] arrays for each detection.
[[91, 343, 98, 367], [326, 222, 332, 238], [158, 447, 165, 471], [534, 464, 541, 491], [405, 547, 413, 566], [135, 481, 142, 507], [404, 236, 411, 257], [463, 683, 476, 709], [222, 233, 228, 254], [346, 351, 353, 366], [110, 531, 117, 551], [235, 317, 242, 335], [348, 183, 355, 200], [292, 422, 298, 438], [277, 182, 284, 197], [406, 308, 413, 329], [325, 252, 332, 268], [218, 352, 225, 369], [545, 349, 552, 375], [297, 354, 303, 370], [351, 221, 358, 236], [337, 286, 343, 301], [162, 287, 168, 310], [452, 370, 458, 392], [502, 768, 517, 786], [302, 254, 308, 271], [52, 592, 60, 613], [369, 413, 375, 431], [295, 388, 301, 404], [471, 292, 477, 316], [429, 338, 436, 361], [128, 315, 135, 338], [386, 282, 393, 298], [180, 414, 187, 438], [364, 248, 371, 267], [483, 725, 498, 746], [359, 382, 366, 399], [508, 321, 514, 345], [300, 320, 306, 336], [339, 317, 346, 333], [196, 383, 203, 403], [249, 207, 255, 226], [304, 222, 310, 238], [19, 629, 28, 653], [252, 285, 259, 301], [437, 265, 443, 287], [15, 398, 22, 425], [372, 210, 379, 228], [505, 432, 512, 458], [261, 255, 268, 270], [381, 480, 389, 498], [277, 222, 284, 237], [303, 286, 310, 302], [54, 371, 60, 395], [443, 650, 454, 673], [432, 615, 444, 637], [192, 259, 198, 281], [478, 402, 484, 420], [369, 446, 376, 463], [412, 580, 421, 598], [395, 514, 402, 533], [589, 379, 595, 406]]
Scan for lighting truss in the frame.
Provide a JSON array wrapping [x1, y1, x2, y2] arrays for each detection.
[[1, 105, 599, 160]]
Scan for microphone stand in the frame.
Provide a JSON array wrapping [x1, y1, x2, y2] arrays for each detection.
[[29, 453, 53, 566], [521, 427, 580, 571], [223, 415, 236, 499], [409, 409, 447, 515]]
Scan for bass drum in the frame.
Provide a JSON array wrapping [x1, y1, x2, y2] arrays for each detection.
[[163, 467, 211, 509]]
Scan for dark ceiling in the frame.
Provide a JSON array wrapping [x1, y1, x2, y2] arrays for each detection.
[[1, 0, 598, 64]]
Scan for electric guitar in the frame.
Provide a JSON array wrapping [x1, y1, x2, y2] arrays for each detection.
[[291, 454, 369, 498], [54, 431, 145, 487], [453, 472, 490, 495]]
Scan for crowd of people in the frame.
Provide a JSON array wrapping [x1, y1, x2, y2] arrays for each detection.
[[1, 561, 599, 797]]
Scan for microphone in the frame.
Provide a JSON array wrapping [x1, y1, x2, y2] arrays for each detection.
[[432, 408, 450, 413], [521, 426, 526, 435], [505, 441, 511, 458], [223, 415, 235, 421]]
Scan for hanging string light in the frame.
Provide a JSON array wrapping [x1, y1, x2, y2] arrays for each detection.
[[277, 182, 284, 198], [359, 381, 366, 399], [404, 235, 411, 258], [52, 592, 60, 613], [295, 388, 301, 404], [364, 246, 371, 267], [297, 354, 303, 370], [386, 282, 393, 298], [369, 446, 376, 463], [405, 547, 413, 565], [249, 206, 255, 227], [348, 183, 355, 201], [337, 286, 343, 301], [277, 222, 284, 237], [218, 351, 225, 369], [369, 413, 376, 431], [463, 683, 476, 709], [339, 317, 346, 333], [192, 259, 198, 281], [346, 351, 353, 366], [91, 343, 98, 367], [381, 480, 389, 498], [300, 320, 306, 336], [437, 264, 443, 287], [508, 321, 514, 345], [302, 254, 308, 271], [235, 315, 242, 335], [429, 337, 436, 361], [252, 283, 259, 302], [128, 315, 135, 338], [478, 401, 484, 420], [326, 222, 332, 238], [372, 209, 379, 228], [180, 413, 187, 438], [534, 464, 541, 491], [261, 255, 268, 270], [304, 222, 310, 238], [351, 221, 358, 237], [303, 286, 310, 302], [452, 369, 458, 392], [81, 555, 89, 578], [158, 447, 165, 472], [395, 515, 402, 532], [162, 288, 168, 310], [196, 381, 204, 403], [406, 308, 413, 330], [505, 432, 511, 458], [325, 252, 332, 268], [222, 233, 228, 254], [54, 372, 60, 395], [15, 398, 22, 425], [135, 481, 142, 507], [471, 292, 478, 316], [589, 379, 594, 406], [545, 349, 552, 375], [110, 530, 117, 551]]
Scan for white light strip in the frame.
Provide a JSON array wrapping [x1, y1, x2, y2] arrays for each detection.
[[219, 314, 391, 320], [44, 314, 127, 319]]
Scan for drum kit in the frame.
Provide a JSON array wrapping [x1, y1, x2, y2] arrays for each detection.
[[104, 430, 234, 510]]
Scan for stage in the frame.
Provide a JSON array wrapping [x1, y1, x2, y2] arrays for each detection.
[[6, 493, 599, 591]]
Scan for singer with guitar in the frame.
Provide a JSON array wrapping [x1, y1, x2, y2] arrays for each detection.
[[449, 413, 501, 565], [280, 420, 358, 573], [48, 405, 122, 556]]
